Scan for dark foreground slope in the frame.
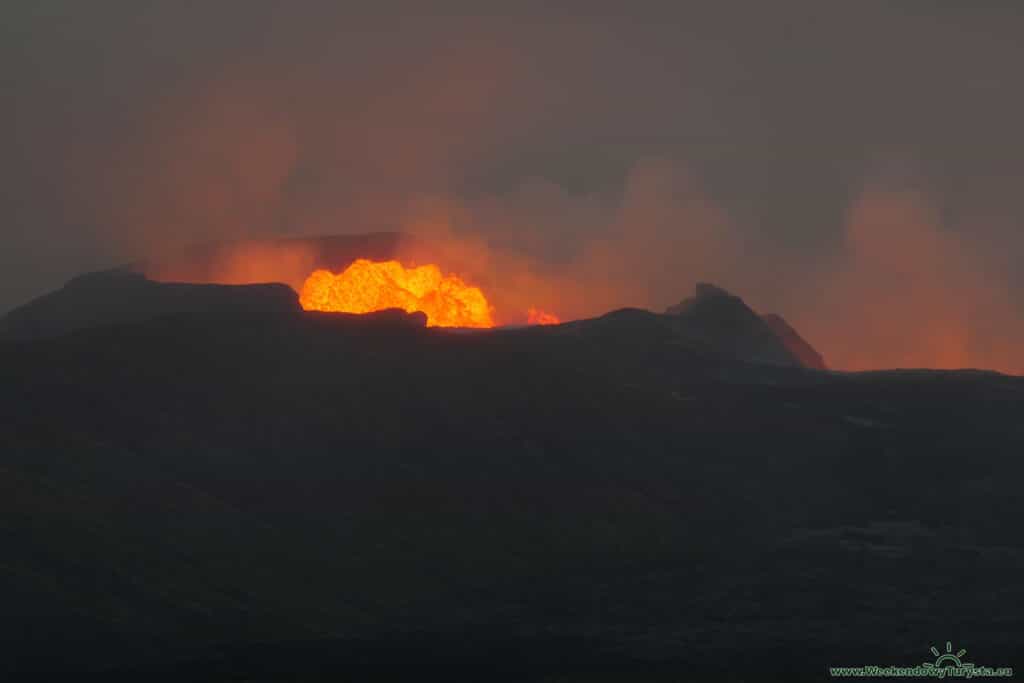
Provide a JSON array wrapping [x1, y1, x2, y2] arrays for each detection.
[[1, 310, 1022, 681]]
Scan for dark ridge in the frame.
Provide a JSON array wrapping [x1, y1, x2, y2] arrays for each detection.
[[762, 312, 827, 370], [0, 233, 425, 342], [664, 282, 806, 367], [0, 269, 299, 341]]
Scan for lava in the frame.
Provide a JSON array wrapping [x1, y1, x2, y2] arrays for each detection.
[[299, 259, 496, 328], [527, 308, 560, 325]]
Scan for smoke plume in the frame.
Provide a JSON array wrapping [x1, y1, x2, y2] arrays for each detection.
[[3, 3, 1023, 373]]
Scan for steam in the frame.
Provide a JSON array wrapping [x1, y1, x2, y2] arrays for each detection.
[[798, 187, 1024, 373], [144, 240, 319, 294], [393, 164, 1024, 374], [133, 153, 1024, 374], [393, 159, 740, 324], [5, 4, 1024, 373]]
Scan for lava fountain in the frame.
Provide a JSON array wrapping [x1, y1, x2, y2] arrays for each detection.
[[299, 259, 496, 328]]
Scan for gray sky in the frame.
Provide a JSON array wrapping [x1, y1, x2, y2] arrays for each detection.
[[3, 2, 1023, 370]]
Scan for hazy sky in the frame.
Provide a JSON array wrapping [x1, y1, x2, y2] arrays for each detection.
[[3, 2, 1023, 370]]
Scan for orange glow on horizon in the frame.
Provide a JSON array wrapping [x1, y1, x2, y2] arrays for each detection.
[[527, 307, 560, 325]]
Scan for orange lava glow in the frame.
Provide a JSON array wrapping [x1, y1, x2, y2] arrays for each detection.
[[299, 259, 495, 328], [527, 308, 560, 325]]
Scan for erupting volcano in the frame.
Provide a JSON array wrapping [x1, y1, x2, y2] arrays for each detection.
[[299, 259, 495, 328]]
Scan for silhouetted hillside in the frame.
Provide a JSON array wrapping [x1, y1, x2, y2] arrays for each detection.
[[762, 313, 827, 370], [664, 282, 823, 368], [1, 260, 829, 378], [2, 306, 1022, 680], [0, 269, 299, 341]]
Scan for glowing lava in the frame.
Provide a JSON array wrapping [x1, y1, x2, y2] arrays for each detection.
[[299, 259, 495, 328], [527, 308, 560, 325]]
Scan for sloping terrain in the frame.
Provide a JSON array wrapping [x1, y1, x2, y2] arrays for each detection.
[[0, 232, 412, 342], [2, 306, 1022, 680], [0, 269, 299, 341], [762, 312, 828, 370], [664, 282, 822, 368]]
